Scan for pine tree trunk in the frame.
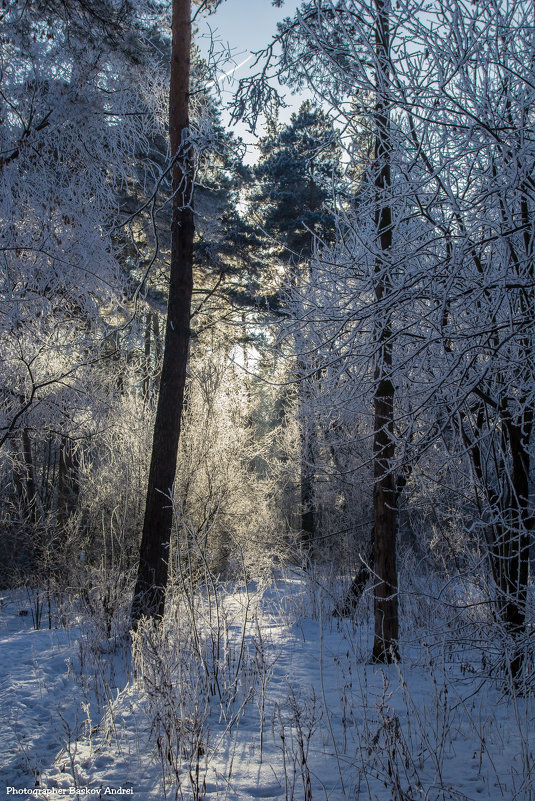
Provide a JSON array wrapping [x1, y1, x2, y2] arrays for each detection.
[[372, 0, 399, 663], [131, 0, 194, 624]]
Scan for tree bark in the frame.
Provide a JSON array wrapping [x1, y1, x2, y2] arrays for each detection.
[[131, 0, 194, 624], [22, 427, 39, 526], [336, 460, 410, 619], [297, 358, 316, 554], [371, 0, 399, 663], [57, 436, 80, 525], [498, 414, 532, 683]]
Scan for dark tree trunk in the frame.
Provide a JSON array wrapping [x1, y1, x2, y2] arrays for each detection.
[[337, 468, 410, 618], [300, 470, 315, 552], [371, 0, 399, 663], [500, 415, 532, 682], [334, 540, 374, 617], [461, 405, 532, 684], [131, 0, 194, 624], [298, 367, 316, 553], [501, 186, 535, 683], [22, 427, 39, 526], [57, 436, 80, 525]]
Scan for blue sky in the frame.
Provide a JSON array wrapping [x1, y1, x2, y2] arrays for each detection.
[[199, 0, 301, 59], [197, 0, 304, 157]]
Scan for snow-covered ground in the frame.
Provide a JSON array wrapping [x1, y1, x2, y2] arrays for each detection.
[[0, 591, 85, 791], [1, 576, 533, 801]]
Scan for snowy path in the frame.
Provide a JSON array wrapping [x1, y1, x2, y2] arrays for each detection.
[[1, 581, 533, 801]]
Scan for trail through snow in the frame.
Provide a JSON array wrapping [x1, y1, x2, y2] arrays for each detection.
[[0, 579, 533, 801]]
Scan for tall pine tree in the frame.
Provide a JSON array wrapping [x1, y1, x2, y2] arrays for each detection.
[[253, 101, 340, 553]]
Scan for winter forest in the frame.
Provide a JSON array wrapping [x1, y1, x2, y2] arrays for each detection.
[[1, 0, 534, 798]]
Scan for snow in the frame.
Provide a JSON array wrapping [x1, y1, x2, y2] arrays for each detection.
[[0, 577, 533, 801], [0, 592, 84, 791]]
